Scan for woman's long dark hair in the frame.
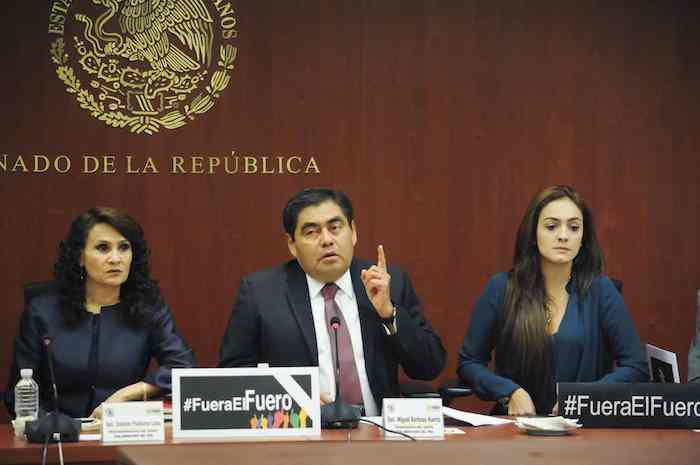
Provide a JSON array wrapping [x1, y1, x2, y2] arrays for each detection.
[[53, 207, 161, 325], [494, 186, 604, 412]]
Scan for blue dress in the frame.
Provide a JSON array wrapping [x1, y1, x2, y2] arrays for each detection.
[[4, 292, 195, 418], [458, 273, 648, 414]]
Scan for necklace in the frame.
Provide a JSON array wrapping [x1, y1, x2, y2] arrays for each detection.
[[545, 307, 552, 327], [545, 291, 569, 329], [85, 301, 102, 314], [85, 297, 119, 314], [543, 273, 572, 329]]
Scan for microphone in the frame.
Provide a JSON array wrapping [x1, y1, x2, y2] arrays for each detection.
[[42, 337, 60, 409], [25, 335, 80, 447], [320, 316, 360, 429], [329, 317, 342, 398]]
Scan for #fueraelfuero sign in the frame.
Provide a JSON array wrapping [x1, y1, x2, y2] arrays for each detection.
[[47, 0, 238, 135], [171, 367, 321, 438], [559, 382, 700, 429]]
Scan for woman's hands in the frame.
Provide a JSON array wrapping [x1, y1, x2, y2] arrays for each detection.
[[89, 381, 159, 419], [89, 392, 123, 419], [507, 388, 536, 416]]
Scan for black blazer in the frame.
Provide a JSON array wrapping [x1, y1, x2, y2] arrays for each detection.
[[4, 293, 195, 418], [219, 259, 445, 407]]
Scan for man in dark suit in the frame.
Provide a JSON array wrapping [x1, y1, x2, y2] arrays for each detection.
[[219, 188, 445, 415]]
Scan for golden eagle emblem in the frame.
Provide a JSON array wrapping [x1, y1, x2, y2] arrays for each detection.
[[78, 0, 214, 73], [49, 0, 237, 135]]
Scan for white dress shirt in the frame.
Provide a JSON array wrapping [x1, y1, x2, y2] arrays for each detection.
[[306, 270, 379, 416]]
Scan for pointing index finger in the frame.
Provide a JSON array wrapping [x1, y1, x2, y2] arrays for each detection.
[[377, 245, 387, 270]]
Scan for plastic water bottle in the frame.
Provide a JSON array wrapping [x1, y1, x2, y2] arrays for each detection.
[[14, 368, 39, 437]]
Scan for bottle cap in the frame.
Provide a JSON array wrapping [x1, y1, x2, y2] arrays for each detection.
[[20, 368, 33, 378]]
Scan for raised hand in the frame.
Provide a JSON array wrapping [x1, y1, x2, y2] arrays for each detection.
[[360, 245, 393, 319]]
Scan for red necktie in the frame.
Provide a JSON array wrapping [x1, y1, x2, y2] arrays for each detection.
[[321, 283, 364, 407]]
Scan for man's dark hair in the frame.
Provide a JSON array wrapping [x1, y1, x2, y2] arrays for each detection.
[[283, 188, 354, 239]]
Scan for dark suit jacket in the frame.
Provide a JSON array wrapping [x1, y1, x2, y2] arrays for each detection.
[[219, 259, 445, 407], [4, 293, 195, 418]]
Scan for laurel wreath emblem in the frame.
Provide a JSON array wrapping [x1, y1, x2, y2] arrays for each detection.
[[50, 38, 235, 135]]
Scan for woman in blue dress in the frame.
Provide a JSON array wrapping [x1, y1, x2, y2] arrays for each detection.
[[458, 186, 648, 415], [5, 207, 195, 418]]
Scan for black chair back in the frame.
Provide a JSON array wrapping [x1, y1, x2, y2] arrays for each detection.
[[23, 281, 59, 304], [4, 281, 58, 417]]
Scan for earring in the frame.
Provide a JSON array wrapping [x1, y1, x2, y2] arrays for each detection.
[[80, 266, 86, 281]]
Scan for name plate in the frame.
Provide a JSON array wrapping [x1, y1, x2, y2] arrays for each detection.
[[559, 382, 700, 428], [382, 398, 444, 439], [101, 401, 165, 443], [172, 367, 320, 438]]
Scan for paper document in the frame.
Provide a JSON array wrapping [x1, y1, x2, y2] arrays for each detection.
[[515, 416, 581, 432], [442, 406, 513, 426], [646, 344, 680, 383]]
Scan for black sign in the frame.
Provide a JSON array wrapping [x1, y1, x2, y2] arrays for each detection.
[[558, 383, 700, 428], [179, 374, 314, 430]]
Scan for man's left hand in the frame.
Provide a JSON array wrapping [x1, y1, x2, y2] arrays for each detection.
[[361, 245, 393, 318]]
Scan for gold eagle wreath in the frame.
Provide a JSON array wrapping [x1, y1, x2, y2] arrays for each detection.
[[49, 0, 236, 135]]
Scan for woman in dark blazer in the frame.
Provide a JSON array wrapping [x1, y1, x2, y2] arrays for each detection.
[[458, 186, 648, 416], [5, 207, 195, 418]]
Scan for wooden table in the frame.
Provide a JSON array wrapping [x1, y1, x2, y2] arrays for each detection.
[[1, 423, 698, 465], [2, 424, 350, 465]]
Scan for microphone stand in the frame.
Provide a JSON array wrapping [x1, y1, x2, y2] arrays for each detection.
[[25, 337, 80, 465], [321, 317, 360, 429]]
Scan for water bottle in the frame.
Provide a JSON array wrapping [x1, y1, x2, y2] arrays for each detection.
[[14, 368, 39, 437]]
